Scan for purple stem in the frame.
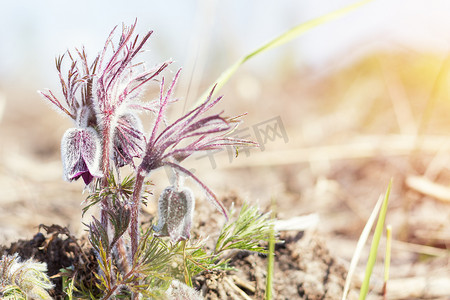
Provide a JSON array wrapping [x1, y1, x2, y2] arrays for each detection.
[[100, 111, 113, 229]]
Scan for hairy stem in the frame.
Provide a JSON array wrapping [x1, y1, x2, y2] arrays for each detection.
[[101, 114, 112, 229], [115, 237, 131, 274], [130, 167, 146, 259]]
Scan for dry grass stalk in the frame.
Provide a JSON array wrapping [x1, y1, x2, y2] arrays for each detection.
[[387, 276, 450, 299], [392, 240, 449, 257], [405, 175, 450, 203], [223, 277, 253, 300]]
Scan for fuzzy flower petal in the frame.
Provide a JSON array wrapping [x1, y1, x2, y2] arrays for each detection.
[[61, 127, 103, 184], [153, 186, 194, 242], [113, 112, 145, 167]]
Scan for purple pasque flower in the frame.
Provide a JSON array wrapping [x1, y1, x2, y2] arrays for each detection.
[[91, 22, 172, 173], [153, 184, 195, 242], [61, 127, 102, 185], [40, 21, 171, 180], [139, 70, 257, 218]]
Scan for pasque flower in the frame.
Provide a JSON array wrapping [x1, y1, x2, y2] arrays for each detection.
[[61, 127, 103, 185], [138, 70, 257, 218], [153, 185, 195, 242], [127, 68, 257, 255], [39, 22, 170, 184], [41, 22, 259, 276]]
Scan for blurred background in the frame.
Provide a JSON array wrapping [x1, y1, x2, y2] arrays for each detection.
[[1, 0, 450, 298], [1, 0, 450, 98]]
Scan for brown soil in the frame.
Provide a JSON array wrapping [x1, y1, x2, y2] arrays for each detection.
[[1, 225, 356, 299], [1, 225, 98, 299], [195, 232, 356, 300]]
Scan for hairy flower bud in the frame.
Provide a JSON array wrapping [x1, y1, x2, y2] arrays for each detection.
[[153, 186, 195, 242], [61, 127, 103, 185]]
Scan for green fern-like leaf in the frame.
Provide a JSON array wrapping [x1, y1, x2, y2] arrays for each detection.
[[106, 205, 131, 249], [83, 173, 151, 217], [180, 239, 232, 277], [214, 202, 273, 254], [133, 228, 175, 277], [88, 217, 111, 254], [93, 242, 116, 295], [95, 228, 177, 298]]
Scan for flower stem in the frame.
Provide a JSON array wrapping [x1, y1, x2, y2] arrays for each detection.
[[130, 168, 146, 259], [101, 114, 112, 229]]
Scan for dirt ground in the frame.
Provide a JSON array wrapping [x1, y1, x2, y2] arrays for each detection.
[[1, 51, 450, 299]]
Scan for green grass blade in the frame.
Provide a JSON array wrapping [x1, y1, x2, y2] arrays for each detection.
[[341, 194, 383, 300], [359, 180, 392, 300], [265, 199, 276, 300], [382, 225, 392, 299], [194, 0, 374, 108]]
